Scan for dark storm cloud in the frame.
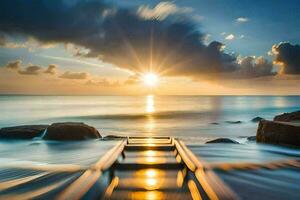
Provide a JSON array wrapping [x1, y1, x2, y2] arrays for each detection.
[[0, 0, 108, 42], [0, 0, 275, 79], [83, 11, 238, 76], [0, 0, 237, 76], [272, 42, 300, 74]]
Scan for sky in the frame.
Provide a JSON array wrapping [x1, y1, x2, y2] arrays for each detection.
[[0, 0, 300, 95]]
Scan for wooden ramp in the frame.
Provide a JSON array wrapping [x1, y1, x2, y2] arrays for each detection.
[[59, 136, 237, 200], [107, 136, 190, 200]]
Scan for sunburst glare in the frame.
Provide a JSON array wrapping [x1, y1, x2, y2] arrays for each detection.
[[142, 73, 159, 87]]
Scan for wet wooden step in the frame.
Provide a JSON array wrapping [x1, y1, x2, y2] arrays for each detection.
[[108, 190, 193, 200], [115, 169, 183, 191], [124, 145, 175, 151], [127, 138, 172, 144], [113, 163, 183, 170], [121, 156, 178, 165], [123, 150, 176, 157]]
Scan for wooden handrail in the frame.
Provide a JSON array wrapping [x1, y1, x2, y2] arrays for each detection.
[[174, 140, 196, 172], [175, 139, 239, 200], [57, 140, 126, 200]]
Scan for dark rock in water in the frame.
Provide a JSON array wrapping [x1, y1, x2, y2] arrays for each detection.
[[211, 122, 219, 125], [274, 110, 300, 122], [225, 120, 242, 124], [0, 125, 49, 139], [247, 136, 256, 141], [256, 120, 300, 146], [103, 135, 126, 140], [206, 138, 239, 144], [43, 122, 101, 140], [251, 117, 264, 122]]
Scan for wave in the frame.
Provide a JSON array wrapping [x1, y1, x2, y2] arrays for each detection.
[[61, 110, 216, 120]]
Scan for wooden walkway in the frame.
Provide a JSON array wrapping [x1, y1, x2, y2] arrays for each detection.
[[2, 137, 300, 199], [58, 136, 237, 200]]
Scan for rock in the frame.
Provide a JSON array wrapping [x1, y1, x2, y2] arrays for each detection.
[[247, 136, 256, 141], [206, 138, 239, 144], [43, 122, 101, 140], [225, 120, 242, 124], [251, 117, 264, 122], [256, 120, 300, 146], [103, 135, 126, 140], [0, 125, 49, 139], [274, 110, 300, 122], [211, 122, 219, 125]]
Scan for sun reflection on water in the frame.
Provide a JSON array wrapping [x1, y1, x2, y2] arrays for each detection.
[[137, 150, 166, 164], [145, 169, 157, 177], [145, 95, 156, 134], [145, 150, 156, 157], [131, 191, 164, 200], [135, 168, 165, 191], [146, 95, 155, 114]]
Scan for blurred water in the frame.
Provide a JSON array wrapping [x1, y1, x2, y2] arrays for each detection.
[[0, 140, 118, 167], [0, 139, 119, 198], [0, 95, 300, 199], [0, 95, 300, 139], [188, 143, 300, 200]]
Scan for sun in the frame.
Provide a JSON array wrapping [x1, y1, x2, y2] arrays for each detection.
[[142, 73, 159, 87]]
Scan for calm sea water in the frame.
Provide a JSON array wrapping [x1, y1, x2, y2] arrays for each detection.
[[1, 95, 300, 199], [1, 95, 300, 140]]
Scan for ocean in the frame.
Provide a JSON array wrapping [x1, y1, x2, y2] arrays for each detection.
[[0, 95, 300, 141], [1, 95, 300, 199]]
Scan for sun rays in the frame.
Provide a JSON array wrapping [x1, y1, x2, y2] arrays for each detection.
[[142, 73, 159, 87]]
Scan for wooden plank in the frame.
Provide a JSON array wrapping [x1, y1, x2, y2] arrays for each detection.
[[128, 136, 171, 139], [125, 145, 175, 151], [113, 163, 183, 170]]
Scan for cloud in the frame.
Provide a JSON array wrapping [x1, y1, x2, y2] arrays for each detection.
[[64, 43, 89, 57], [4, 60, 57, 76], [124, 74, 141, 85], [203, 34, 211, 44], [86, 79, 119, 87], [225, 34, 235, 40], [18, 65, 42, 75], [0, 34, 46, 50], [44, 64, 57, 75], [0, 0, 275, 80], [235, 56, 275, 78], [192, 14, 204, 22], [89, 10, 238, 77], [0, 34, 26, 48], [271, 42, 300, 74], [0, 34, 5, 46], [137, 2, 192, 20], [236, 17, 249, 23], [0, 0, 109, 43], [59, 71, 89, 80], [5, 60, 21, 70]]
